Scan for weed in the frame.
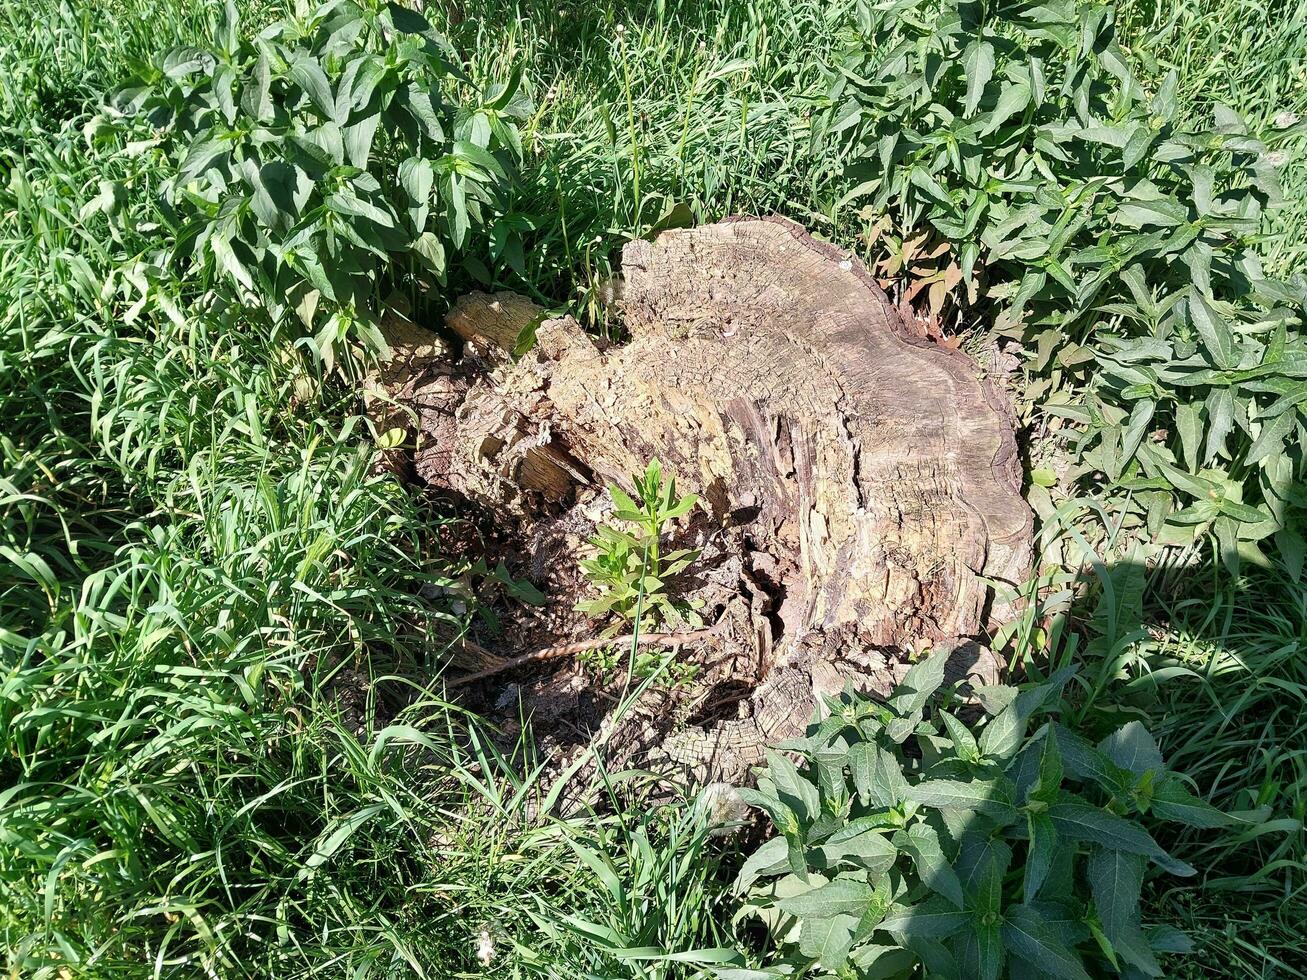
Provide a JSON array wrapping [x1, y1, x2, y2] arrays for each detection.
[[576, 458, 702, 633], [98, 0, 527, 369], [825, 0, 1306, 573], [3, 0, 1306, 974], [736, 649, 1265, 978]]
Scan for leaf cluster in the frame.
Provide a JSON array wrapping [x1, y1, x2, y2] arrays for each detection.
[[730, 649, 1264, 978], [576, 458, 701, 633], [98, 0, 529, 368], [825, 0, 1306, 573]]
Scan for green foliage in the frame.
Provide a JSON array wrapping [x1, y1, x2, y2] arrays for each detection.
[[99, 0, 527, 367], [826, 0, 1306, 572], [577, 458, 702, 632], [731, 649, 1261, 978], [526, 786, 745, 977]]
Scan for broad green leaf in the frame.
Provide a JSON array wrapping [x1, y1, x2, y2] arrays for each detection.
[[849, 945, 916, 972], [908, 779, 1016, 821], [1087, 848, 1163, 974], [815, 831, 899, 883], [1116, 198, 1188, 228], [447, 170, 469, 247], [939, 710, 978, 760], [1026, 897, 1089, 947], [889, 647, 951, 717], [813, 750, 849, 807], [1086, 846, 1144, 945], [411, 231, 445, 274], [957, 922, 1004, 980], [1246, 410, 1297, 467], [399, 82, 447, 142], [1175, 401, 1203, 471], [250, 160, 312, 231], [343, 112, 381, 167], [1112, 924, 1165, 976], [799, 913, 858, 970], [979, 669, 1072, 762], [879, 896, 970, 940], [1049, 800, 1194, 875], [848, 742, 908, 808], [1204, 386, 1235, 463], [1189, 291, 1240, 370], [958, 834, 1007, 916], [963, 39, 995, 117], [738, 787, 801, 839], [766, 749, 819, 825], [1120, 399, 1156, 469], [911, 937, 964, 979], [1149, 778, 1234, 828], [608, 484, 641, 515], [983, 81, 1031, 135], [210, 233, 253, 291], [909, 166, 953, 209], [1051, 725, 1132, 794], [1002, 904, 1092, 980], [327, 189, 395, 228], [1098, 722, 1163, 775], [1024, 811, 1057, 900], [451, 139, 507, 179], [398, 156, 434, 231], [177, 135, 227, 181], [242, 50, 274, 122], [1123, 125, 1154, 169], [1149, 925, 1195, 953], [290, 54, 336, 118], [894, 822, 964, 908], [1032, 728, 1064, 802], [777, 877, 876, 919], [735, 836, 788, 892]]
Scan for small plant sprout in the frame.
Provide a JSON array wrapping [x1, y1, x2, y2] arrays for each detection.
[[576, 458, 702, 635]]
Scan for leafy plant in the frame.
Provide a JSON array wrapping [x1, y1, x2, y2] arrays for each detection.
[[99, 0, 528, 367], [731, 649, 1263, 978], [825, 0, 1307, 572], [577, 458, 701, 632]]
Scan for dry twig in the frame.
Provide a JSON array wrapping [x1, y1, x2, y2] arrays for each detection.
[[446, 625, 722, 688]]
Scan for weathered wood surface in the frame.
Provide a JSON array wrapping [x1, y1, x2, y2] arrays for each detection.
[[379, 217, 1032, 782]]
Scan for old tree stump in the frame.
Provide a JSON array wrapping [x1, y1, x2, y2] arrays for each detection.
[[372, 217, 1032, 784]]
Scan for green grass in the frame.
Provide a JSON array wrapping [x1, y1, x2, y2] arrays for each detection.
[[1142, 573, 1307, 976], [439, 0, 849, 326], [2, 0, 1306, 975]]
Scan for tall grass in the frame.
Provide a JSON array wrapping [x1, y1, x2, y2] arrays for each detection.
[[0, 1, 541, 972], [1144, 572, 1307, 976], [438, 0, 849, 326]]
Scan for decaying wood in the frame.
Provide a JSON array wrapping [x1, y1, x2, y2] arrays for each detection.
[[377, 217, 1032, 784]]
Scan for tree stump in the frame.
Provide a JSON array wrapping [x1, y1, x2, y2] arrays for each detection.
[[378, 217, 1032, 783]]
